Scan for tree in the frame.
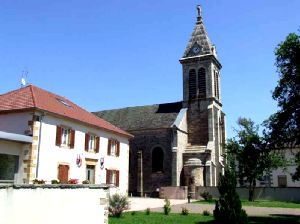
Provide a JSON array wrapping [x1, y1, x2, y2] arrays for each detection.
[[227, 118, 276, 201], [264, 31, 300, 179], [213, 168, 248, 224]]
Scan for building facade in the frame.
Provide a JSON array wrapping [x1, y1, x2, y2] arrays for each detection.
[[95, 6, 226, 196], [0, 85, 131, 194]]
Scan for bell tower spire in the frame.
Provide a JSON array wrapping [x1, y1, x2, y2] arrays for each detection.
[[179, 6, 225, 187], [180, 5, 222, 106]]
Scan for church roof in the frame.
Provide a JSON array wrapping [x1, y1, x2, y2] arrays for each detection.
[[182, 5, 214, 58], [93, 102, 183, 131], [0, 85, 132, 138]]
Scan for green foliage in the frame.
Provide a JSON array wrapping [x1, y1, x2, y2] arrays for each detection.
[[181, 207, 189, 215], [227, 117, 282, 201], [292, 152, 300, 181], [32, 179, 45, 184], [109, 212, 214, 224], [163, 198, 171, 215], [200, 191, 213, 201], [145, 208, 151, 215], [109, 212, 300, 224], [213, 168, 248, 224], [264, 31, 300, 180], [202, 210, 210, 216], [51, 179, 60, 184], [265, 32, 300, 147], [131, 211, 136, 216], [108, 194, 130, 218]]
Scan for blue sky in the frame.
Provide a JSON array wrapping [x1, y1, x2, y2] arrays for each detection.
[[1, 0, 299, 138]]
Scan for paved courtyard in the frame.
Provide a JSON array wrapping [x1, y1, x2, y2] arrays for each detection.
[[127, 197, 300, 217]]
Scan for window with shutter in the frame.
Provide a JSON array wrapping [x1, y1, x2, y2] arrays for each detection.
[[116, 170, 119, 187], [56, 126, 62, 146], [106, 169, 119, 186], [107, 139, 120, 157], [85, 134, 99, 153], [95, 137, 100, 153], [70, 129, 75, 148], [85, 133, 89, 151], [106, 170, 110, 184], [107, 139, 111, 155], [56, 126, 74, 148]]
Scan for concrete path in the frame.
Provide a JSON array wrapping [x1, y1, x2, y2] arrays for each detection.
[[127, 197, 300, 217]]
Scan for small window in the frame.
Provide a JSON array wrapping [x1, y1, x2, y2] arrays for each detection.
[[152, 147, 164, 173], [56, 126, 75, 148], [107, 139, 120, 157], [85, 134, 99, 153], [278, 175, 287, 187], [61, 128, 71, 146], [106, 170, 119, 186]]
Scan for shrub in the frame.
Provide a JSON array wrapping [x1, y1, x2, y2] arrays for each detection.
[[131, 211, 136, 216], [32, 179, 45, 184], [163, 198, 171, 215], [67, 179, 79, 184], [203, 210, 211, 216], [109, 194, 130, 218], [213, 168, 248, 224], [82, 180, 90, 184], [181, 207, 189, 215], [145, 208, 151, 215], [200, 191, 213, 201], [51, 179, 60, 184]]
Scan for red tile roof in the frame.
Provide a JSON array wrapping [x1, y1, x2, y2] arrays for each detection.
[[0, 85, 132, 138]]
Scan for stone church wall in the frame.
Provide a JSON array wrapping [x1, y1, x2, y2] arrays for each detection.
[[187, 100, 210, 146], [128, 129, 173, 195]]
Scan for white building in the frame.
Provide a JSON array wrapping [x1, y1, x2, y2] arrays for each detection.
[[0, 85, 132, 194]]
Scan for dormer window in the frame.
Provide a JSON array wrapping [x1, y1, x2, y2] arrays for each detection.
[[56, 98, 72, 108]]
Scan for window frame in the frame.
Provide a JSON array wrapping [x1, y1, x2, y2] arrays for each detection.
[[56, 126, 75, 148], [106, 169, 119, 186], [107, 139, 120, 157]]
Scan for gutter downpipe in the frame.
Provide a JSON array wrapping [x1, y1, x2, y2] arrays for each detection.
[[35, 113, 44, 179]]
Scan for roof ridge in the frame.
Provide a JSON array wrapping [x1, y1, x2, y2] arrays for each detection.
[[29, 85, 37, 107], [95, 101, 182, 113]]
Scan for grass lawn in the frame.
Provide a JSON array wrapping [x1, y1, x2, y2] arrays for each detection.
[[194, 199, 300, 208], [109, 212, 213, 224], [109, 212, 300, 224]]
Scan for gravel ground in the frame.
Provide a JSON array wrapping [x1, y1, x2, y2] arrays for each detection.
[[127, 197, 300, 217]]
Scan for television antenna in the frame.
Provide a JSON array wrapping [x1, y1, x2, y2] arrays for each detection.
[[21, 69, 28, 87]]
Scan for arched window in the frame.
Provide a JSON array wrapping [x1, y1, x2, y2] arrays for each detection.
[[152, 147, 164, 173], [198, 67, 206, 98], [189, 69, 197, 100]]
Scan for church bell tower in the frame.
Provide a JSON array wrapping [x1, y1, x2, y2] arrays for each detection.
[[180, 5, 225, 186]]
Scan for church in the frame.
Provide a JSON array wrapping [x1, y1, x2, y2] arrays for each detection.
[[94, 5, 226, 196]]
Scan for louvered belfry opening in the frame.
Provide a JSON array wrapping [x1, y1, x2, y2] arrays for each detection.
[[214, 70, 219, 100], [198, 67, 206, 99], [189, 69, 197, 100]]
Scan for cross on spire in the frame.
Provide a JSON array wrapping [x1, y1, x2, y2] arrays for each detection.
[[197, 5, 202, 23]]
